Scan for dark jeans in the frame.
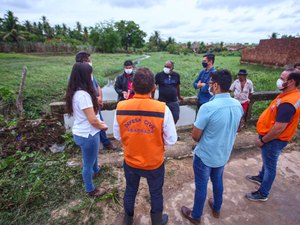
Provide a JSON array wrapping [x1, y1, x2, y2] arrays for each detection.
[[257, 138, 288, 197], [166, 101, 180, 123], [123, 161, 165, 216], [192, 155, 224, 219], [99, 111, 111, 146]]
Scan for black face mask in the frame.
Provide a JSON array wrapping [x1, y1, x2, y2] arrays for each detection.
[[202, 62, 208, 68]]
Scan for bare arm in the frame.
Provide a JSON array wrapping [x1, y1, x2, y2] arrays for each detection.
[[192, 125, 203, 142], [256, 122, 288, 147], [177, 85, 183, 100], [97, 86, 103, 107], [83, 107, 108, 131]]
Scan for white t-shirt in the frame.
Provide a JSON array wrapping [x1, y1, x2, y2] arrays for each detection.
[[72, 90, 100, 138], [230, 79, 254, 104]]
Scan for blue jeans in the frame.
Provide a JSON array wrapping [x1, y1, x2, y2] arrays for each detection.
[[123, 161, 165, 216], [192, 155, 224, 220], [257, 138, 288, 197], [73, 133, 100, 192], [99, 111, 111, 146]]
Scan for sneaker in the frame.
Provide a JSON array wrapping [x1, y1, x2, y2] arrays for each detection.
[[246, 175, 262, 185], [103, 143, 117, 150], [245, 191, 268, 202]]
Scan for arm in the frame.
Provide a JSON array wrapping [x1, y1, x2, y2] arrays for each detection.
[[177, 85, 183, 100], [192, 126, 203, 142], [83, 107, 108, 131], [256, 122, 288, 147], [113, 111, 121, 141], [163, 106, 177, 145], [97, 86, 103, 107], [193, 73, 201, 89], [256, 103, 295, 147], [248, 80, 254, 100]]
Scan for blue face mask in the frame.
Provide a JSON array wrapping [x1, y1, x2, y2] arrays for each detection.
[[202, 62, 208, 68]]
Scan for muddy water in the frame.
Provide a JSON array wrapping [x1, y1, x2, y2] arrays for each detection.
[[101, 80, 196, 134]]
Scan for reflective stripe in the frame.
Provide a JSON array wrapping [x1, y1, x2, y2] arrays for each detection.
[[294, 99, 300, 110], [277, 98, 281, 106], [117, 110, 165, 118]]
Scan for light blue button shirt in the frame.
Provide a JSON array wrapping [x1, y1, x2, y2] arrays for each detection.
[[194, 93, 243, 167]]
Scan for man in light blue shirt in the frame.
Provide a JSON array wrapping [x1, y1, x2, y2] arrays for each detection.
[[181, 69, 243, 224]]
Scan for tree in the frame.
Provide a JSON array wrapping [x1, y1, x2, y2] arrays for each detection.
[[89, 21, 121, 53], [114, 20, 146, 51], [149, 30, 162, 51], [269, 32, 279, 39], [1, 10, 26, 42]]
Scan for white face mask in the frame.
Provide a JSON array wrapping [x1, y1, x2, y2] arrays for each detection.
[[208, 86, 214, 96], [163, 67, 171, 74], [276, 79, 285, 90], [88, 62, 92, 67], [125, 68, 133, 74]]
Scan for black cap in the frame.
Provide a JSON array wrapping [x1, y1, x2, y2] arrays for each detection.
[[237, 69, 248, 76]]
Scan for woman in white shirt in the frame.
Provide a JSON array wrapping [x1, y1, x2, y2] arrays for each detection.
[[65, 63, 108, 197]]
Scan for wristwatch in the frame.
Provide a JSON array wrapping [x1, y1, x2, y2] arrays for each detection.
[[259, 136, 266, 144]]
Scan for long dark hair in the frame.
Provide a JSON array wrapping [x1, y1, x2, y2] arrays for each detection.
[[65, 62, 99, 115]]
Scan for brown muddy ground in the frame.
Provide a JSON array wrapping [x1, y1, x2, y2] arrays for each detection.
[[62, 129, 300, 225]]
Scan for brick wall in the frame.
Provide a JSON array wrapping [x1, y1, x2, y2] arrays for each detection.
[[241, 38, 300, 67]]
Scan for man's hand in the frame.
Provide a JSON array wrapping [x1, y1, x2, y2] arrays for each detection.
[[178, 96, 184, 101], [197, 80, 206, 88], [256, 139, 264, 148]]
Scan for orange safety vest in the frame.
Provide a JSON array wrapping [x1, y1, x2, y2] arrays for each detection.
[[116, 94, 166, 170], [256, 89, 300, 141]]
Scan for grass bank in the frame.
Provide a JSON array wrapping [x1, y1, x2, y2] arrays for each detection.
[[0, 52, 282, 118]]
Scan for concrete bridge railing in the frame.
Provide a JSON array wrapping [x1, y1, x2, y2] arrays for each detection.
[[50, 92, 279, 126]]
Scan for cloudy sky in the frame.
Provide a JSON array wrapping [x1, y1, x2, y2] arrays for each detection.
[[1, 0, 299, 44]]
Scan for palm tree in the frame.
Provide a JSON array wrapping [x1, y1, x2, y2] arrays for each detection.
[[149, 31, 162, 51]]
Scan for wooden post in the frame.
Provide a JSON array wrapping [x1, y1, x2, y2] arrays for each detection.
[[16, 66, 27, 117]]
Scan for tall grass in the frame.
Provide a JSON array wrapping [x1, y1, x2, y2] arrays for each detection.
[[0, 52, 282, 118]]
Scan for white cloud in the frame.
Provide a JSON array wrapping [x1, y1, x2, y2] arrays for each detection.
[[0, 0, 299, 43]]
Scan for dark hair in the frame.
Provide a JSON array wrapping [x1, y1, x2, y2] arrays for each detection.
[[203, 53, 215, 64], [294, 63, 300, 68], [287, 72, 300, 86], [124, 60, 134, 67], [75, 51, 90, 63], [210, 69, 232, 92], [65, 63, 98, 115], [133, 68, 154, 94]]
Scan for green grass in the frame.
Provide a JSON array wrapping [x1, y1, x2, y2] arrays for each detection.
[[0, 52, 282, 118], [0, 149, 120, 225]]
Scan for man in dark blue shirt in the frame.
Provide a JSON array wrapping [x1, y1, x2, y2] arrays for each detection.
[[153, 60, 183, 124], [193, 53, 216, 112]]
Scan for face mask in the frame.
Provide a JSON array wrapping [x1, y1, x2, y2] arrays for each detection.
[[276, 79, 285, 90], [163, 67, 171, 74], [202, 62, 208, 68], [88, 62, 92, 67], [125, 68, 133, 74], [208, 86, 214, 96]]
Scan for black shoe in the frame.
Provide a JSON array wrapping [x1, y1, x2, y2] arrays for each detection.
[[103, 143, 117, 150], [246, 175, 262, 185], [245, 191, 268, 202]]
